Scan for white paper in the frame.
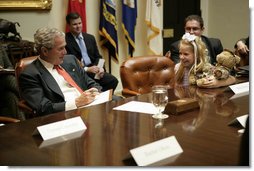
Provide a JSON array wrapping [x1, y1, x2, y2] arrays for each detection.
[[94, 59, 105, 79], [130, 136, 183, 166], [85, 90, 111, 107], [113, 101, 158, 115], [35, 116, 86, 141], [229, 82, 249, 94]]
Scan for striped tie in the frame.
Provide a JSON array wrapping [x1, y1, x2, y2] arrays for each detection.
[[54, 65, 83, 93], [77, 35, 92, 66]]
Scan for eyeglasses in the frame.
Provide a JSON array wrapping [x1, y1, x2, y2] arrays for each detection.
[[185, 27, 201, 32]]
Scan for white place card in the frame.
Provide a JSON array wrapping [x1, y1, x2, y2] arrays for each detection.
[[237, 114, 249, 128], [33, 116, 86, 141], [130, 136, 183, 166], [230, 91, 249, 100], [38, 129, 85, 148], [228, 114, 248, 128], [229, 82, 249, 94], [229, 82, 249, 99]]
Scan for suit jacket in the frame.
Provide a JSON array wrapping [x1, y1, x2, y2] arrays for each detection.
[[169, 35, 223, 65], [19, 55, 102, 116], [65, 32, 102, 66]]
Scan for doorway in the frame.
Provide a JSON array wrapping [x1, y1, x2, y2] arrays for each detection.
[[163, 0, 201, 54]]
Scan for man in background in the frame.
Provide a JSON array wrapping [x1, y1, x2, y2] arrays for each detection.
[[65, 12, 118, 93], [168, 15, 223, 65]]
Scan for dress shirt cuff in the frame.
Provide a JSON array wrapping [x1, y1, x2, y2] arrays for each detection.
[[84, 67, 88, 72], [65, 100, 77, 111]]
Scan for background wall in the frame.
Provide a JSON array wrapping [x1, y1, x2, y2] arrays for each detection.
[[205, 0, 249, 50], [0, 0, 249, 93]]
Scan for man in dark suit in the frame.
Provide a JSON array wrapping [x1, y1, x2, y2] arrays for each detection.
[[168, 15, 223, 65], [19, 27, 102, 116], [65, 12, 118, 92]]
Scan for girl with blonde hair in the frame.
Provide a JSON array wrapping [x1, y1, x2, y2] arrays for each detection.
[[175, 33, 236, 88]]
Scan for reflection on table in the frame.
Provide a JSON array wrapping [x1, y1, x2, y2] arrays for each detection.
[[0, 81, 249, 166]]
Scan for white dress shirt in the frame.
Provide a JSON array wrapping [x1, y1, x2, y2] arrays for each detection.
[[39, 57, 80, 111]]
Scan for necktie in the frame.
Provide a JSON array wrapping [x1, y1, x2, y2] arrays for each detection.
[[54, 65, 83, 94], [77, 36, 92, 66]]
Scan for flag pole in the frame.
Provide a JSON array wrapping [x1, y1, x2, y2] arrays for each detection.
[[130, 48, 133, 57], [108, 53, 111, 74]]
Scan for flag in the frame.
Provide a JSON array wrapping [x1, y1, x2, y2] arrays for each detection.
[[122, 0, 137, 56], [145, 0, 163, 55], [99, 0, 118, 62], [66, 0, 86, 32]]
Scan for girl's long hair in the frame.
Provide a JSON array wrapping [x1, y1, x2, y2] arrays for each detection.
[[175, 37, 208, 84]]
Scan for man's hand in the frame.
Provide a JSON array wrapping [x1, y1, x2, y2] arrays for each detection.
[[98, 67, 105, 78], [236, 41, 249, 55], [88, 66, 105, 79], [75, 88, 100, 107], [87, 66, 100, 74]]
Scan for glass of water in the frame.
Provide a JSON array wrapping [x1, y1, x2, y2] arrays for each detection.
[[152, 85, 169, 119]]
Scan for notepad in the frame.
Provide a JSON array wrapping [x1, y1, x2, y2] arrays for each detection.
[[113, 101, 157, 115]]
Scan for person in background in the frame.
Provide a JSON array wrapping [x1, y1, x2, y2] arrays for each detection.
[[175, 33, 235, 88], [234, 37, 249, 67], [19, 27, 102, 116], [168, 15, 223, 65], [65, 12, 118, 93], [0, 46, 23, 120]]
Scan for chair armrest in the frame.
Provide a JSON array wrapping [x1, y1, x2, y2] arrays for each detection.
[[122, 88, 141, 97], [0, 116, 20, 124], [18, 100, 37, 119], [18, 100, 33, 113]]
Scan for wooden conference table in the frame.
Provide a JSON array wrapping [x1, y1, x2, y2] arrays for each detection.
[[0, 79, 249, 166]]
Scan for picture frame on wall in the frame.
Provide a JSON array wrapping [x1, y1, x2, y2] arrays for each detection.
[[0, 0, 52, 10]]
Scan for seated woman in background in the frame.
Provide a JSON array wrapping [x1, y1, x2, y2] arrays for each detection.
[[174, 33, 236, 88], [0, 46, 23, 120]]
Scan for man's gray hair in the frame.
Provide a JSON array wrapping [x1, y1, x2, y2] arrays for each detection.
[[34, 27, 65, 53]]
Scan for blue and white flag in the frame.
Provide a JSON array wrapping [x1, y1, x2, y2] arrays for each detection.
[[122, 0, 137, 56], [99, 0, 118, 62]]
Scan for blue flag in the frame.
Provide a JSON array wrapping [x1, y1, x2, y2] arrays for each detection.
[[122, 0, 137, 56], [99, 0, 118, 62]]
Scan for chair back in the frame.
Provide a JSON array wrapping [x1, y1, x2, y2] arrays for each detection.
[[15, 56, 38, 80], [15, 56, 38, 118], [120, 55, 175, 97]]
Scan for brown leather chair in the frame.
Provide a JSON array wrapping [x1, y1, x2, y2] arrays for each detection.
[[120, 55, 175, 97], [15, 56, 38, 118]]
